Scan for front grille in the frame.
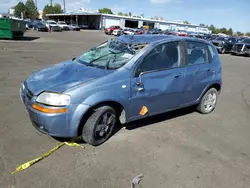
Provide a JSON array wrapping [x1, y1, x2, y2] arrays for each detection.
[[233, 44, 243, 51]]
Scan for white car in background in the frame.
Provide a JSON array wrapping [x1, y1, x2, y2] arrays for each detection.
[[123, 28, 136, 35], [112, 28, 123, 36], [57, 21, 70, 30], [46, 20, 62, 32]]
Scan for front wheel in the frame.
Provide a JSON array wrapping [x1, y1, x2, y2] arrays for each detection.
[[197, 88, 218, 114], [82, 106, 116, 146], [221, 48, 226, 54]]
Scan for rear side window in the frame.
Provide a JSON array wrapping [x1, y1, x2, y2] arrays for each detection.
[[207, 44, 215, 62], [186, 41, 208, 65]]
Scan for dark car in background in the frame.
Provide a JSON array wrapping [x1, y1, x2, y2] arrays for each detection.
[[212, 37, 237, 54], [231, 38, 250, 56], [105, 25, 120, 35], [146, 28, 162, 34], [33, 22, 48, 32]]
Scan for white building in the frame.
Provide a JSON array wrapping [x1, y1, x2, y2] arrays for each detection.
[[47, 12, 211, 34]]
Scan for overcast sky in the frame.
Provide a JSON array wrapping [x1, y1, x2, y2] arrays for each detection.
[[1, 0, 249, 32]]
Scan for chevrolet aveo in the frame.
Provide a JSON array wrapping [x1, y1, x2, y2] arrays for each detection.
[[20, 35, 222, 146]]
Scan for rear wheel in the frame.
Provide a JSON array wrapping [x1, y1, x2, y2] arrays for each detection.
[[197, 88, 218, 114], [82, 106, 116, 146]]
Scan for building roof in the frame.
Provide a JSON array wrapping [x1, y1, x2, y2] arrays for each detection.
[[46, 12, 208, 28]]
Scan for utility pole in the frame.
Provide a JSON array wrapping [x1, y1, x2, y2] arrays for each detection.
[[50, 0, 52, 6], [63, 0, 66, 13], [35, 0, 38, 9]]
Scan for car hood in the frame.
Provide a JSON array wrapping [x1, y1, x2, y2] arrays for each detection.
[[25, 60, 112, 95], [234, 42, 248, 45], [212, 40, 224, 43], [59, 24, 68, 27], [48, 24, 58, 26]]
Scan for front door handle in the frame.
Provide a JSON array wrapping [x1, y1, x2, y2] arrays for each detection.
[[137, 82, 144, 91]]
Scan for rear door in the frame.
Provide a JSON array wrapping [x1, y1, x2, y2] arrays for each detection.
[[182, 41, 216, 105], [128, 41, 186, 120]]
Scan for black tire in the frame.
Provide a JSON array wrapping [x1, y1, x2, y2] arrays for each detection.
[[231, 52, 236, 55], [82, 106, 116, 146], [221, 48, 226, 54], [197, 88, 218, 114]]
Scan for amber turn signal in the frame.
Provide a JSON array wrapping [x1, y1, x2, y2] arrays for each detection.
[[32, 104, 67, 113]]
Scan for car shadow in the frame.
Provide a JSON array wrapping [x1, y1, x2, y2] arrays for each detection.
[[113, 106, 197, 134], [13, 36, 40, 41], [53, 106, 197, 145]]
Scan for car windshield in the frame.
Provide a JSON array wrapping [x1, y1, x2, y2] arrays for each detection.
[[76, 40, 147, 69], [243, 39, 250, 44], [58, 21, 66, 24]]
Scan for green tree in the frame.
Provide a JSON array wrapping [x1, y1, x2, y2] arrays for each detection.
[[25, 0, 39, 19], [14, 2, 26, 18], [199, 23, 205, 27], [98, 8, 113, 14], [218, 27, 228, 34], [53, 3, 63, 13], [208, 24, 217, 34], [183, 21, 190, 24], [42, 3, 63, 18], [118, 12, 123, 16], [245, 32, 250, 37], [228, 28, 233, 36], [236, 31, 244, 36], [124, 13, 128, 16]]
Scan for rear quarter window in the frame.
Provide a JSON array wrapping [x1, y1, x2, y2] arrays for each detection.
[[207, 44, 218, 62]]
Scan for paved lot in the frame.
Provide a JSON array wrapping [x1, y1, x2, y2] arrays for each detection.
[[0, 31, 250, 188]]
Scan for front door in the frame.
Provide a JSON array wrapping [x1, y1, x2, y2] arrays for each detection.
[[128, 41, 186, 121]]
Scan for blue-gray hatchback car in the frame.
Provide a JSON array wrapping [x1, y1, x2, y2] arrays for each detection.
[[20, 35, 222, 146]]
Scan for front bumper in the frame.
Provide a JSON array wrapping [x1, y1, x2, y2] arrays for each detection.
[[20, 85, 90, 137], [231, 49, 249, 55], [38, 28, 48, 32], [215, 46, 223, 51]]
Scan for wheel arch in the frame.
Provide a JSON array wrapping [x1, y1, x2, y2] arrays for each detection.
[[77, 100, 126, 136], [198, 82, 221, 102]]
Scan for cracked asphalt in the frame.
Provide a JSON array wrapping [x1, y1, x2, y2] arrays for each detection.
[[0, 31, 250, 188]]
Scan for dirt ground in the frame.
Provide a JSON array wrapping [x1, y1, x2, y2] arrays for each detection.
[[0, 31, 250, 188]]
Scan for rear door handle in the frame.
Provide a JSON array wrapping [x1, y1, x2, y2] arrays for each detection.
[[174, 74, 181, 78], [207, 69, 215, 73]]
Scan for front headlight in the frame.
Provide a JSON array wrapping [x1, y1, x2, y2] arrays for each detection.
[[36, 92, 71, 106]]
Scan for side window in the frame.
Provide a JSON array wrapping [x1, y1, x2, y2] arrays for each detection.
[[186, 41, 208, 65], [207, 44, 215, 62], [135, 42, 181, 76]]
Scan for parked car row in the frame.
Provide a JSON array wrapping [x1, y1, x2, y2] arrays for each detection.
[[25, 19, 84, 32], [104, 26, 250, 57], [209, 36, 250, 56]]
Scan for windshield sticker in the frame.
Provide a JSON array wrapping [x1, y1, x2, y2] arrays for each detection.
[[122, 53, 133, 59]]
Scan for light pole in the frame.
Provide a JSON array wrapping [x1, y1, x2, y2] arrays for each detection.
[[63, 0, 66, 13]]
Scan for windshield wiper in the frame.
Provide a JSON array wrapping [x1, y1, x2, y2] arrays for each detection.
[[88, 52, 112, 66]]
